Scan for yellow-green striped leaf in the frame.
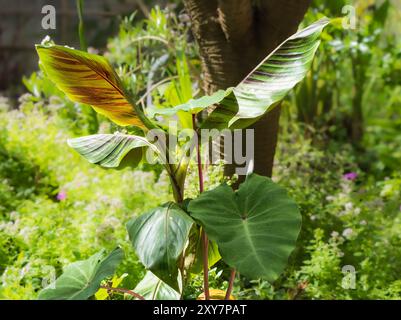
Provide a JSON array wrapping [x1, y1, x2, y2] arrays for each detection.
[[202, 18, 331, 129], [36, 44, 146, 128], [67, 133, 157, 168]]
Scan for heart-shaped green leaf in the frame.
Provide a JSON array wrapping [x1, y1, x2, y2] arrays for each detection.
[[127, 203, 193, 290], [38, 248, 124, 300], [67, 133, 158, 168], [188, 174, 301, 282], [202, 18, 331, 129], [134, 271, 180, 300]]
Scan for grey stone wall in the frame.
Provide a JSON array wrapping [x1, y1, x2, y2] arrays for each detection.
[[0, 0, 153, 89]]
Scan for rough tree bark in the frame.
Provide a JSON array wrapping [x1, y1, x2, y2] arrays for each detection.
[[184, 0, 311, 179]]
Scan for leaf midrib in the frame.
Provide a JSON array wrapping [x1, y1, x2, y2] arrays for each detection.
[[59, 48, 126, 100], [239, 219, 269, 275]]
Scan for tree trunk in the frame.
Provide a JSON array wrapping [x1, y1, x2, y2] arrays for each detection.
[[184, 0, 311, 179]]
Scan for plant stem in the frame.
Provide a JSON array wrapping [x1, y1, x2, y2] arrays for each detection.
[[192, 114, 209, 300], [169, 168, 184, 204], [76, 0, 88, 52], [225, 269, 236, 300], [194, 128, 204, 194], [76, 0, 100, 133], [201, 229, 209, 300], [100, 286, 145, 300]]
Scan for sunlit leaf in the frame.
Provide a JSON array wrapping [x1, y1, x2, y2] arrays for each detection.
[[38, 248, 123, 300], [201, 18, 331, 129], [67, 133, 158, 168], [197, 289, 235, 300], [149, 88, 233, 118], [134, 271, 180, 300], [127, 202, 193, 290], [187, 227, 221, 275], [176, 51, 193, 103], [95, 273, 128, 300], [36, 44, 146, 128]]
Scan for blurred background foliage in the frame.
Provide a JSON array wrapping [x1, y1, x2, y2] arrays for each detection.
[[0, 0, 400, 299]]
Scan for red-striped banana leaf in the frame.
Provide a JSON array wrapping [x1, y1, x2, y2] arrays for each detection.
[[36, 44, 147, 129], [201, 18, 331, 129], [67, 133, 159, 168]]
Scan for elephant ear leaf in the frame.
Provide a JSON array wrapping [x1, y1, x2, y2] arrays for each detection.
[[67, 133, 158, 168], [188, 174, 301, 282], [36, 44, 146, 128], [38, 248, 124, 300], [202, 18, 331, 129]]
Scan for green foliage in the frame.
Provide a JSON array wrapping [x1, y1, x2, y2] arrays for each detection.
[[202, 19, 331, 130], [149, 88, 233, 118], [36, 44, 148, 128], [295, 229, 344, 299], [105, 6, 200, 116], [2, 1, 400, 301], [22, 71, 99, 134], [236, 122, 401, 300], [0, 98, 170, 299], [133, 271, 180, 300], [291, 0, 401, 156], [76, 0, 88, 52], [187, 230, 221, 275], [0, 143, 56, 214], [127, 202, 193, 290], [67, 133, 154, 168], [32, 9, 326, 299], [39, 248, 123, 300], [0, 233, 26, 276], [184, 267, 229, 300], [189, 174, 301, 282]]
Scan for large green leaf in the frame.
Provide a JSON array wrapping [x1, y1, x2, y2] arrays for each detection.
[[188, 174, 301, 282], [134, 271, 180, 300], [67, 133, 158, 168], [187, 227, 221, 275], [127, 203, 193, 290], [201, 18, 331, 129], [36, 44, 148, 128], [38, 248, 123, 300]]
